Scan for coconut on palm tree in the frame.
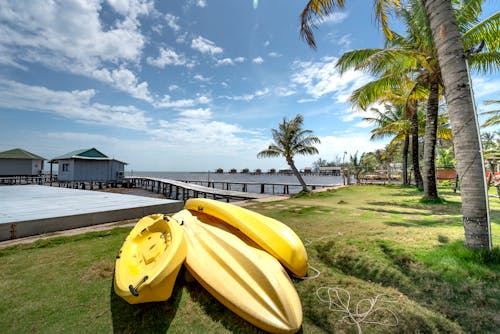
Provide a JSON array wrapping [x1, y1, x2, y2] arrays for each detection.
[[257, 114, 320, 192]]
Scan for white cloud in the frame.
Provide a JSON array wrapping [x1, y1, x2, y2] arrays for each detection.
[[275, 87, 296, 97], [319, 12, 349, 25], [0, 0, 155, 102], [337, 34, 352, 49], [93, 67, 152, 102], [268, 52, 281, 58], [193, 74, 210, 82], [471, 76, 500, 99], [197, 0, 207, 8], [146, 47, 193, 68], [191, 36, 223, 55], [223, 88, 270, 101], [216, 58, 235, 66], [317, 134, 386, 160], [165, 13, 180, 31], [291, 56, 372, 102], [178, 108, 212, 119], [216, 57, 245, 66], [0, 79, 151, 130], [155, 94, 212, 108], [252, 57, 264, 64]]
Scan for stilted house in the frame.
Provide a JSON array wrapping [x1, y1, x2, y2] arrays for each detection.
[[49, 148, 126, 182], [0, 148, 45, 176]]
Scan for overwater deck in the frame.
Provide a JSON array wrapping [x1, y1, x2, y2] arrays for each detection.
[[0, 185, 183, 241]]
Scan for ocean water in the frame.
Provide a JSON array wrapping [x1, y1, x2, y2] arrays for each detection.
[[127, 171, 344, 195]]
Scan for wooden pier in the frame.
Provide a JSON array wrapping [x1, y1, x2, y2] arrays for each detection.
[[128, 177, 271, 202], [0, 175, 339, 202]]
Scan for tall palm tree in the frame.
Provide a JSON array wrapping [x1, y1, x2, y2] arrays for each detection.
[[421, 0, 495, 249], [300, 0, 496, 249], [257, 114, 321, 192], [364, 104, 411, 184], [351, 80, 426, 189]]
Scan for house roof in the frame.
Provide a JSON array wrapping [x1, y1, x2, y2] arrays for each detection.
[[49, 148, 126, 164], [0, 148, 45, 160]]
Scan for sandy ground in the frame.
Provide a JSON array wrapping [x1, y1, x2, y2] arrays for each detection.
[[0, 186, 342, 249]]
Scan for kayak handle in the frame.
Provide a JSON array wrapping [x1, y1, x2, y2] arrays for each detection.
[[129, 275, 148, 297]]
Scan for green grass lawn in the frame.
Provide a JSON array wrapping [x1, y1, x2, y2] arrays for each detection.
[[1, 185, 499, 333]]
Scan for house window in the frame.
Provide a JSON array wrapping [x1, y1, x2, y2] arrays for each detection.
[[62, 163, 70, 172]]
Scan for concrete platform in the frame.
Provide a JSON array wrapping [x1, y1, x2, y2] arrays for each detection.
[[0, 185, 183, 241]]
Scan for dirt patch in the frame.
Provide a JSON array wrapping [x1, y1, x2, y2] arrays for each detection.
[[81, 260, 114, 281]]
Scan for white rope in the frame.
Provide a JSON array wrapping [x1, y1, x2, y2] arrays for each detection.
[[316, 287, 399, 334]]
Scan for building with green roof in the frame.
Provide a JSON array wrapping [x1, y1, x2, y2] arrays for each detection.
[[0, 148, 45, 176], [49, 148, 127, 182]]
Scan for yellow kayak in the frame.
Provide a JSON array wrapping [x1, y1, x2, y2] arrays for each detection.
[[173, 209, 302, 334], [114, 214, 187, 304], [185, 198, 308, 277]]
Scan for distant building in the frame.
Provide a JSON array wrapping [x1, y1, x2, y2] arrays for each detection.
[[215, 168, 224, 173], [229, 168, 237, 174], [241, 168, 249, 174], [319, 166, 341, 176], [254, 169, 262, 174], [268, 168, 276, 174], [0, 148, 45, 176], [49, 148, 126, 182], [303, 167, 313, 175]]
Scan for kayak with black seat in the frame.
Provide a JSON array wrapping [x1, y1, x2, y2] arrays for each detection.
[[114, 214, 187, 304]]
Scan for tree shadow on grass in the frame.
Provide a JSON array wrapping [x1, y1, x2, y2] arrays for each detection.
[[359, 206, 435, 216], [383, 219, 461, 228], [110, 269, 183, 334]]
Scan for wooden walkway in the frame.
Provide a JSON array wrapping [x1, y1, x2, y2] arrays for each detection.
[[128, 177, 272, 202]]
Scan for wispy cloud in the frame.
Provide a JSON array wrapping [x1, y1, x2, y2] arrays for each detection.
[[290, 56, 372, 102], [191, 36, 223, 55], [252, 57, 264, 64], [155, 94, 212, 108], [0, 0, 155, 102], [165, 13, 180, 31], [0, 80, 151, 130], [222, 88, 270, 101], [318, 11, 349, 25], [146, 47, 194, 68]]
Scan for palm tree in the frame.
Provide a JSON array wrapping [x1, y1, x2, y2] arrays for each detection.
[[422, 0, 495, 249], [300, 0, 496, 249], [257, 114, 321, 192], [364, 104, 411, 184]]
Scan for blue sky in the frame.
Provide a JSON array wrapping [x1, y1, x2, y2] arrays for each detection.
[[0, 0, 498, 171]]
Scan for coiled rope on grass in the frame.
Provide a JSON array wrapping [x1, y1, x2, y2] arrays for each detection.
[[316, 287, 399, 334]]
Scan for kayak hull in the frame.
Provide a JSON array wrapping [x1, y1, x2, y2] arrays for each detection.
[[185, 198, 308, 277], [173, 209, 302, 334], [114, 214, 187, 304]]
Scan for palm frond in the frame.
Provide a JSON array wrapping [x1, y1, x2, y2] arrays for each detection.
[[300, 0, 400, 49], [468, 52, 500, 74]]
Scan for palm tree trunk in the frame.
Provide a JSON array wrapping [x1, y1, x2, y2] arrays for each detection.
[[403, 134, 409, 185], [423, 78, 439, 200], [411, 107, 424, 189], [287, 157, 309, 192], [423, 0, 491, 249]]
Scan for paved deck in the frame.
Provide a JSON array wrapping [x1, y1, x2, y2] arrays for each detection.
[[0, 185, 183, 241]]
